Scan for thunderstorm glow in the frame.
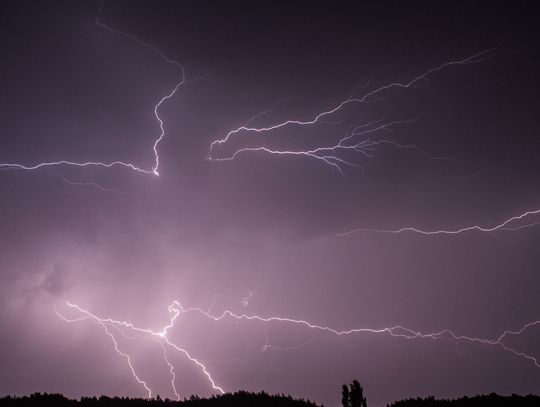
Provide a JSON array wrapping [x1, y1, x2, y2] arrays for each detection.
[[3, 2, 538, 404]]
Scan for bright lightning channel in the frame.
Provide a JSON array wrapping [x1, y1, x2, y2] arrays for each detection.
[[208, 49, 500, 174], [57, 298, 539, 399], [0, 1, 184, 177], [55, 300, 225, 400]]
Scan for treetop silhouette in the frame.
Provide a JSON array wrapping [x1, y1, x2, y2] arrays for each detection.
[[342, 380, 367, 407]]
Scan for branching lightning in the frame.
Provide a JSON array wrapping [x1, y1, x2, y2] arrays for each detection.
[[55, 300, 225, 400], [0, 0, 184, 177], [57, 298, 539, 399], [208, 49, 499, 174], [5, 2, 534, 398]]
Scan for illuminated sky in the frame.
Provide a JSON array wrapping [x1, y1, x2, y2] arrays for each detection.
[[1, 1, 539, 406]]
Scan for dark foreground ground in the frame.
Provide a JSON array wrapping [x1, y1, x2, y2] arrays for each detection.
[[1, 391, 539, 407]]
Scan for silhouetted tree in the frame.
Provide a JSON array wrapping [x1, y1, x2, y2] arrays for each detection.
[[341, 380, 367, 407]]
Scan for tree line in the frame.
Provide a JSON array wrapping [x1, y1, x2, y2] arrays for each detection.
[[1, 381, 539, 407]]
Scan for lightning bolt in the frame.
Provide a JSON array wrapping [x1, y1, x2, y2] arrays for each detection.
[[0, 0, 184, 177], [176, 301, 540, 367], [55, 300, 225, 400], [337, 207, 540, 237], [208, 49, 499, 173], [57, 297, 539, 399], [55, 307, 153, 397], [212, 120, 441, 176]]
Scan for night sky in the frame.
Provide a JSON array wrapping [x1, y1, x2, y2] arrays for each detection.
[[1, 1, 540, 406]]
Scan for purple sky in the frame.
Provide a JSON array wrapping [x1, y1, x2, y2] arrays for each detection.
[[1, 1, 540, 406]]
